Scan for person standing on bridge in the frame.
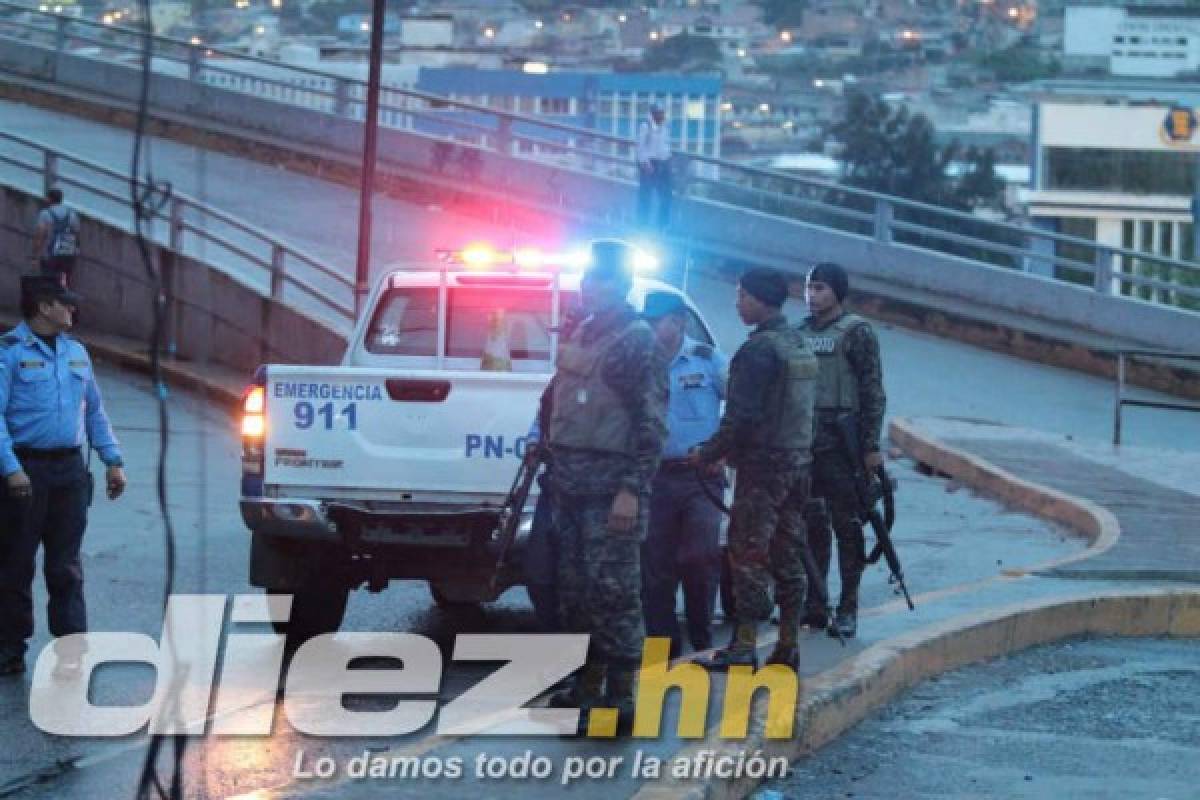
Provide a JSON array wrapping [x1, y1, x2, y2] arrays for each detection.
[[689, 268, 817, 670], [636, 103, 673, 232], [640, 292, 727, 660], [538, 239, 668, 732], [0, 277, 127, 679], [30, 188, 81, 288], [796, 262, 887, 640]]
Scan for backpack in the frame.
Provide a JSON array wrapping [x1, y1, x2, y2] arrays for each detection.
[[48, 208, 79, 258]]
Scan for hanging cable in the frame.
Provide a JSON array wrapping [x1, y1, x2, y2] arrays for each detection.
[[127, 2, 186, 798]]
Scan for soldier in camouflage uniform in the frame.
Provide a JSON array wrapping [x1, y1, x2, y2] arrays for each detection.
[[796, 262, 886, 639], [538, 240, 668, 727], [690, 268, 817, 670]]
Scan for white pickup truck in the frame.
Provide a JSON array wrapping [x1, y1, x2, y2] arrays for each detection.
[[238, 248, 719, 639]]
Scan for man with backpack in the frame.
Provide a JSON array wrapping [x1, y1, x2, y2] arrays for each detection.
[[30, 189, 81, 287]]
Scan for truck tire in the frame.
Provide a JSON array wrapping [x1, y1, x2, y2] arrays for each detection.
[[268, 587, 349, 645]]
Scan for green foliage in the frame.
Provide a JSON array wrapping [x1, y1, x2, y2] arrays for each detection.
[[305, 0, 371, 29], [828, 90, 1016, 267], [976, 44, 1060, 83], [830, 91, 1003, 210], [641, 33, 722, 72], [831, 91, 954, 205], [753, 0, 808, 29], [955, 146, 1004, 210]]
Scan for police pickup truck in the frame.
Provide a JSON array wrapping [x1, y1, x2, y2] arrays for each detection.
[[238, 244, 718, 639]]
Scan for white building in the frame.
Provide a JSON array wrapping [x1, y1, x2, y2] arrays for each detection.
[[400, 15, 454, 48], [1063, 6, 1200, 78], [1024, 100, 1197, 278]]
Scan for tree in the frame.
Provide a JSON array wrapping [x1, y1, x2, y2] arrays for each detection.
[[977, 44, 1060, 83], [955, 146, 1004, 210], [641, 33, 722, 72], [829, 91, 954, 206], [753, 0, 807, 29]]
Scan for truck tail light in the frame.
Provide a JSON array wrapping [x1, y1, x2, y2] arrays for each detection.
[[241, 371, 267, 478], [242, 386, 266, 438]]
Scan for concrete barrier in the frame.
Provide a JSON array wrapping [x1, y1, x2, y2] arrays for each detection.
[[4, 39, 1200, 358], [1, 184, 346, 375]]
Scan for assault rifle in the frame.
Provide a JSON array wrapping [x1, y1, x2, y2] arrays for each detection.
[[489, 447, 541, 592], [834, 413, 914, 611]]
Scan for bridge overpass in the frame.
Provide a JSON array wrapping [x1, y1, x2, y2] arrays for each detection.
[[2, 1, 1200, 365]]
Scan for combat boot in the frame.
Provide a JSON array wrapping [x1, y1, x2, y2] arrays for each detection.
[[766, 607, 800, 670], [548, 662, 607, 710], [829, 609, 857, 639], [800, 607, 828, 630], [698, 622, 758, 671], [605, 668, 638, 736]]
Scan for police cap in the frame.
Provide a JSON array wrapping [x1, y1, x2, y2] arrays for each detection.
[[642, 292, 686, 320], [21, 275, 82, 308], [585, 239, 635, 286]]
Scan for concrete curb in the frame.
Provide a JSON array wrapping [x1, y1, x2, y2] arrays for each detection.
[[0, 312, 244, 412], [888, 416, 1121, 574], [641, 587, 1200, 800], [630, 417, 1191, 800], [85, 339, 243, 412]]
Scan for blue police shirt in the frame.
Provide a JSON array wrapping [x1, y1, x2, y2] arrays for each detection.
[[0, 321, 123, 476], [662, 336, 727, 459]]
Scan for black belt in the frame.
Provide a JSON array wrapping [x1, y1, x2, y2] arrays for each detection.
[[14, 447, 80, 461], [657, 458, 695, 474]]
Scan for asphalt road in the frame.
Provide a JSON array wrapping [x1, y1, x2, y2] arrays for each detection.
[[757, 636, 1200, 800]]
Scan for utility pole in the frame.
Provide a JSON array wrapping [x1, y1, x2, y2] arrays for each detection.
[[354, 0, 386, 319]]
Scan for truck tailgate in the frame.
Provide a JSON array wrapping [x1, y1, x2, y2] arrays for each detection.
[[263, 365, 547, 497]]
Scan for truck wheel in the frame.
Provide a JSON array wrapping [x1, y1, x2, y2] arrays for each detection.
[[429, 583, 482, 612], [268, 587, 349, 644]]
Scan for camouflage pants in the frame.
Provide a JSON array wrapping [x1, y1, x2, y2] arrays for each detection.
[[552, 489, 648, 668], [804, 450, 866, 614], [726, 467, 810, 623]]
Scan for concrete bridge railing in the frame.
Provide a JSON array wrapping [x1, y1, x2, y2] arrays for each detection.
[[2, 3, 1200, 354]]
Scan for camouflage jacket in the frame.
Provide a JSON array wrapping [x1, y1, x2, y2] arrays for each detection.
[[695, 313, 807, 475], [538, 304, 668, 496]]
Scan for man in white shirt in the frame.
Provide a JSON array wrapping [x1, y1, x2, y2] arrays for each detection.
[[636, 104, 673, 231]]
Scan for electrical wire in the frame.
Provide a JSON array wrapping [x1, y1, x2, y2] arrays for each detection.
[[127, 1, 187, 797]]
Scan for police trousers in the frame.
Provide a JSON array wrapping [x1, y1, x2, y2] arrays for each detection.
[[0, 451, 90, 659], [641, 470, 723, 655]]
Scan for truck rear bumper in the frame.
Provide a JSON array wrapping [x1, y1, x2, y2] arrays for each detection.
[[240, 498, 337, 540]]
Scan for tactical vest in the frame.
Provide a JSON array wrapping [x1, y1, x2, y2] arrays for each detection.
[[798, 313, 868, 413], [548, 316, 647, 456], [740, 325, 817, 455]]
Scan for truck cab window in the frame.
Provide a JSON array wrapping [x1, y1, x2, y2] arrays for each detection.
[[366, 288, 439, 355], [446, 287, 561, 361]]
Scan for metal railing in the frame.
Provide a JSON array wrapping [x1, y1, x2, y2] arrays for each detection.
[[0, 129, 354, 330], [1112, 349, 1200, 445], [3, 2, 1200, 315]]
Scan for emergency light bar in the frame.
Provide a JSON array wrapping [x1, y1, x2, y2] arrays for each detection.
[[435, 242, 660, 273]]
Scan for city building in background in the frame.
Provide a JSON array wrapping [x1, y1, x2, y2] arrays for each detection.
[[415, 67, 723, 159], [1063, 5, 1200, 78], [1024, 96, 1198, 291]]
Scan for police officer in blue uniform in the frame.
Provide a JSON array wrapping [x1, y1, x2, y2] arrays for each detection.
[[640, 292, 728, 658], [0, 276, 126, 678]]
